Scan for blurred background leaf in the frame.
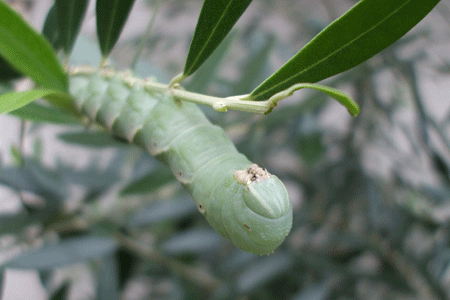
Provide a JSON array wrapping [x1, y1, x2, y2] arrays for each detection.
[[95, 253, 120, 300], [9, 102, 80, 125], [42, 4, 62, 52], [55, 0, 89, 56], [58, 131, 129, 148], [0, 57, 22, 81], [120, 165, 175, 196], [4, 236, 117, 270]]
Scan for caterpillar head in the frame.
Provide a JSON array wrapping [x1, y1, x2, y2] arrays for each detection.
[[227, 164, 293, 255]]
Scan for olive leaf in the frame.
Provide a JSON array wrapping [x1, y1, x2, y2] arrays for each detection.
[[0, 1, 67, 91], [182, 0, 253, 80], [58, 131, 129, 148], [120, 166, 175, 196], [55, 0, 89, 55], [9, 102, 80, 125], [96, 254, 120, 300], [42, 4, 62, 51], [0, 90, 70, 115], [186, 31, 237, 94], [96, 0, 136, 58], [249, 0, 441, 100], [0, 57, 21, 81], [5, 236, 117, 270], [266, 83, 360, 116]]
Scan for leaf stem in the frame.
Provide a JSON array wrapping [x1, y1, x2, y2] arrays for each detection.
[[261, 82, 360, 116], [168, 72, 186, 88]]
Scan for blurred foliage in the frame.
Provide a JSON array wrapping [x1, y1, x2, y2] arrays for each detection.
[[1, 0, 450, 299]]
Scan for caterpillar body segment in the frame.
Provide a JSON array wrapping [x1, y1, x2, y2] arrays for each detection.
[[69, 72, 292, 255]]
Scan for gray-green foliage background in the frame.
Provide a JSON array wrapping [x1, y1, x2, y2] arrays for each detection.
[[1, 0, 450, 299]]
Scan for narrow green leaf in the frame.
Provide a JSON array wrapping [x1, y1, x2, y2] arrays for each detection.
[[5, 236, 118, 270], [60, 157, 121, 190], [183, 0, 252, 78], [0, 272, 3, 300], [0, 212, 30, 235], [9, 102, 80, 125], [0, 161, 62, 198], [268, 83, 360, 116], [10, 145, 23, 166], [45, 93, 79, 116], [296, 132, 325, 164], [128, 199, 197, 227], [55, 0, 89, 55], [0, 1, 67, 91], [96, 0, 136, 57], [58, 131, 129, 148], [161, 228, 224, 255], [0, 90, 69, 116], [120, 167, 175, 196], [292, 282, 331, 300], [237, 254, 292, 293], [96, 254, 119, 300], [49, 282, 70, 300], [0, 84, 13, 98], [42, 4, 62, 51], [0, 57, 22, 81], [249, 0, 441, 100], [186, 31, 236, 93]]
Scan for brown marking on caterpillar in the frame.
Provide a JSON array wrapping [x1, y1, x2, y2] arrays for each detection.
[[174, 98, 183, 106], [198, 204, 206, 214], [169, 83, 184, 106], [233, 164, 271, 185], [174, 169, 190, 185], [243, 224, 251, 231]]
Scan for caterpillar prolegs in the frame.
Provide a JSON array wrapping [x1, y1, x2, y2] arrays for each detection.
[[68, 70, 292, 255]]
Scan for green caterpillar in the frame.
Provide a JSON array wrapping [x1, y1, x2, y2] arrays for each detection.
[[68, 70, 292, 255]]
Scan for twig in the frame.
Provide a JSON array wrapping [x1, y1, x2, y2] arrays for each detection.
[[116, 233, 221, 292], [369, 234, 440, 300], [69, 66, 359, 116]]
